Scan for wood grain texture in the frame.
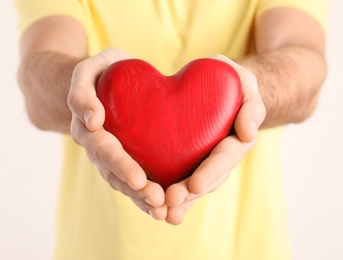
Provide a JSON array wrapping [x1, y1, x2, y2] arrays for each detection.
[[96, 58, 242, 189]]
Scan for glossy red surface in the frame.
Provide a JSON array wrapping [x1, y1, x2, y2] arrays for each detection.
[[96, 58, 242, 189]]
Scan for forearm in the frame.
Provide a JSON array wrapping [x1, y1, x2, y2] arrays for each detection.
[[239, 45, 326, 129], [18, 51, 82, 133], [242, 7, 328, 129]]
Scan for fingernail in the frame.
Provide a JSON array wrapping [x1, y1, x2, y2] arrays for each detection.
[[144, 198, 154, 206], [84, 109, 94, 127], [148, 209, 155, 219], [177, 198, 185, 206]]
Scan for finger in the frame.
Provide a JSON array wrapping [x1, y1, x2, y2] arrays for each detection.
[[68, 75, 105, 132], [95, 138, 147, 190], [68, 49, 131, 131], [166, 200, 196, 225], [165, 178, 201, 207], [165, 179, 190, 207], [234, 93, 266, 143], [72, 116, 147, 190], [105, 171, 167, 220], [209, 54, 266, 142], [103, 166, 148, 209], [188, 135, 254, 195], [138, 181, 165, 207], [233, 70, 265, 142], [149, 205, 168, 221]]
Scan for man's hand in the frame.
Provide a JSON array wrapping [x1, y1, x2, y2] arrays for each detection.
[[18, 8, 326, 225], [67, 50, 265, 225], [163, 6, 327, 225], [164, 55, 266, 225], [67, 49, 167, 220]]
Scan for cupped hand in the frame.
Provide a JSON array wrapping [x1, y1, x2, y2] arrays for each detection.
[[67, 49, 167, 220], [164, 54, 266, 225]]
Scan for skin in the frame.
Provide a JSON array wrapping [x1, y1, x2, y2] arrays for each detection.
[[18, 7, 326, 225]]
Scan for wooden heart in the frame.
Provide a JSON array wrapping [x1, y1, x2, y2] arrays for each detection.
[[96, 58, 242, 189]]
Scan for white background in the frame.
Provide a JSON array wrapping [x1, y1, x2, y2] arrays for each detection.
[[0, 1, 342, 259]]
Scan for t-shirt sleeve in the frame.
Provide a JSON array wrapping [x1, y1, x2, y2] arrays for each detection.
[[256, 0, 329, 28], [14, 0, 86, 35]]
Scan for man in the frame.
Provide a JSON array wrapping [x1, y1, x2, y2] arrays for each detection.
[[15, 0, 327, 259]]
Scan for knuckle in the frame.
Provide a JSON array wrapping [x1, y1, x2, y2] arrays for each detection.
[[70, 132, 81, 146], [67, 62, 90, 110], [87, 141, 119, 169], [67, 93, 75, 111], [67, 87, 81, 112], [85, 142, 102, 165], [244, 69, 258, 86], [100, 168, 110, 183], [107, 175, 120, 192], [69, 119, 83, 146], [257, 102, 267, 123]]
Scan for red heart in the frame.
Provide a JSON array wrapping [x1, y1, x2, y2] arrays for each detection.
[[96, 58, 242, 189]]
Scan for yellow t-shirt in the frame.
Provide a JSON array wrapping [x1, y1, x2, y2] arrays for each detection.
[[14, 1, 328, 259]]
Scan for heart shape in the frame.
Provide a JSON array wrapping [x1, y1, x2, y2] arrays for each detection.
[[96, 58, 242, 189]]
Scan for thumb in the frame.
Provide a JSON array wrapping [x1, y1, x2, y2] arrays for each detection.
[[209, 54, 266, 143], [68, 65, 105, 132], [68, 48, 132, 131]]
